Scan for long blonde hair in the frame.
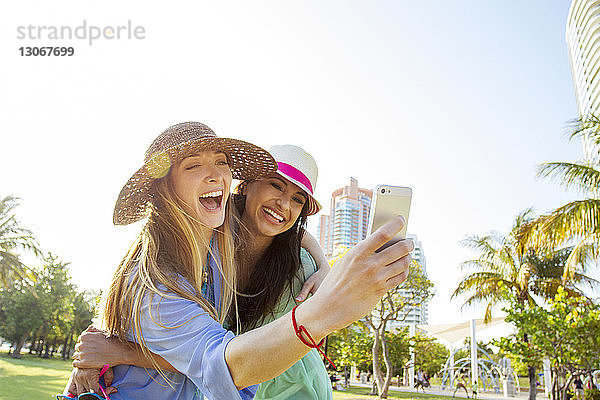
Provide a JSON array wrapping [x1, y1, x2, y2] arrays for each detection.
[[101, 174, 237, 379]]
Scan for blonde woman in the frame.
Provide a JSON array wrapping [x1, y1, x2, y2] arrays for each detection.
[[63, 122, 413, 400]]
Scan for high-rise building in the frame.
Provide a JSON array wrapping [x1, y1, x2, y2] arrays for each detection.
[[317, 177, 372, 257], [393, 234, 429, 327], [566, 0, 600, 161], [368, 234, 429, 330]]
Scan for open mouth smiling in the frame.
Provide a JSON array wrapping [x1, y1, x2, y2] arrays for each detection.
[[262, 207, 285, 224], [198, 189, 224, 211]]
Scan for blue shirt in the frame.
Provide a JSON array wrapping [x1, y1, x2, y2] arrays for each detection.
[[108, 244, 257, 400]]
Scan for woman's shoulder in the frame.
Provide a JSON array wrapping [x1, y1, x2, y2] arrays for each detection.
[[299, 248, 318, 275]]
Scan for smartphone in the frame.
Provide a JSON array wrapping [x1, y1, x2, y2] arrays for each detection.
[[367, 185, 412, 252]]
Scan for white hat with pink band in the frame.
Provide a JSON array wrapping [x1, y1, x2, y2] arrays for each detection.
[[268, 145, 322, 216]]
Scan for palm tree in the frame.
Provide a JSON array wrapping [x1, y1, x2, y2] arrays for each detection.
[[452, 210, 598, 400], [518, 115, 600, 281], [0, 195, 40, 287], [453, 210, 537, 321]]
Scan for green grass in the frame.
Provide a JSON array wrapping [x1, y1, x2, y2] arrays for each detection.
[[0, 353, 457, 400], [0, 353, 72, 400], [333, 386, 455, 399]]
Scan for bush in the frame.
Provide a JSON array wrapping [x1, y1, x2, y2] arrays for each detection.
[[585, 388, 600, 400]]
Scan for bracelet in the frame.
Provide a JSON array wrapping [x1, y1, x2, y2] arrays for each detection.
[[291, 305, 336, 369]]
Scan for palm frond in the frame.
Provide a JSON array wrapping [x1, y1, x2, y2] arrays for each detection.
[[563, 233, 599, 281], [571, 271, 600, 289], [0, 249, 32, 287], [519, 199, 600, 251], [511, 208, 536, 233], [460, 234, 501, 259], [537, 162, 600, 194], [452, 272, 515, 302], [569, 114, 600, 149], [483, 302, 494, 323], [460, 292, 497, 309], [459, 259, 496, 271]]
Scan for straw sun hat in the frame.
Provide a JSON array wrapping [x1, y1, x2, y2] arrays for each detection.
[[113, 122, 277, 225], [268, 145, 322, 216]]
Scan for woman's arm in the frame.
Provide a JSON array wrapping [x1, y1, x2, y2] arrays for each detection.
[[72, 325, 179, 372], [300, 231, 329, 272], [73, 217, 411, 394], [226, 217, 412, 389], [296, 231, 330, 301], [68, 326, 181, 396]]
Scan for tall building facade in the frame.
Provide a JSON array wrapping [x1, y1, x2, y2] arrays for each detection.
[[567, 0, 600, 161], [317, 177, 372, 257], [392, 234, 429, 327]]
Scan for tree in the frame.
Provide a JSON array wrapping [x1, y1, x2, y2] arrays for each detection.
[[413, 334, 450, 378], [363, 261, 434, 399], [455, 210, 552, 321], [0, 280, 45, 358], [61, 290, 96, 360], [0, 253, 95, 359], [328, 324, 374, 373], [519, 115, 600, 281], [494, 288, 600, 400], [0, 195, 40, 287], [452, 210, 597, 400]]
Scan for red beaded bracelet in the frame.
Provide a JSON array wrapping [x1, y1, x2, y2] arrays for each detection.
[[291, 305, 336, 369]]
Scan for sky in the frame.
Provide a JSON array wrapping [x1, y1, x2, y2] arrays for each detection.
[[0, 1, 591, 327]]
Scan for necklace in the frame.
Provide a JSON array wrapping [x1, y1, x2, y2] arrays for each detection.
[[201, 235, 215, 306]]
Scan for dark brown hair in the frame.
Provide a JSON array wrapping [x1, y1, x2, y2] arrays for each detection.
[[231, 184, 309, 331]]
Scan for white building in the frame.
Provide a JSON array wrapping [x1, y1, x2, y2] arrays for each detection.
[[566, 0, 600, 161], [317, 177, 372, 257], [388, 234, 429, 329]]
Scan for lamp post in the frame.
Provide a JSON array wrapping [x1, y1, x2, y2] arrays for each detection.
[[470, 319, 478, 392]]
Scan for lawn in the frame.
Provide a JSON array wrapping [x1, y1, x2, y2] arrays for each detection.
[[0, 353, 72, 400], [332, 386, 455, 399], [0, 353, 456, 400]]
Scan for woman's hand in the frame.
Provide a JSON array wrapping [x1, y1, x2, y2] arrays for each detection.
[[225, 216, 413, 389], [65, 367, 117, 397], [301, 215, 413, 332], [72, 325, 135, 369], [72, 325, 181, 373], [296, 267, 329, 302]]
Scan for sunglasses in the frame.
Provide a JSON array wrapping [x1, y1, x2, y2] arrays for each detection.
[[56, 364, 112, 400], [57, 393, 107, 400]]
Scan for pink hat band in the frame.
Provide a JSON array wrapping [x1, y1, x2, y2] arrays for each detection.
[[277, 162, 314, 194], [269, 144, 322, 216]]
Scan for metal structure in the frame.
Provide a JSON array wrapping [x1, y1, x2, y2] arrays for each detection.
[[440, 344, 520, 394]]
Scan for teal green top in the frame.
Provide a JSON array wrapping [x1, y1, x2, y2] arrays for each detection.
[[253, 249, 333, 400]]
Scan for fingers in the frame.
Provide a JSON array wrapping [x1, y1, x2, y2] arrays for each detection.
[[295, 279, 314, 302], [103, 368, 118, 396], [84, 370, 102, 394], [355, 216, 406, 255], [85, 325, 103, 333], [372, 237, 414, 266], [385, 264, 410, 289], [105, 386, 118, 395], [379, 254, 412, 290], [65, 371, 77, 395], [74, 378, 85, 396], [70, 367, 102, 395], [103, 367, 114, 387]]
